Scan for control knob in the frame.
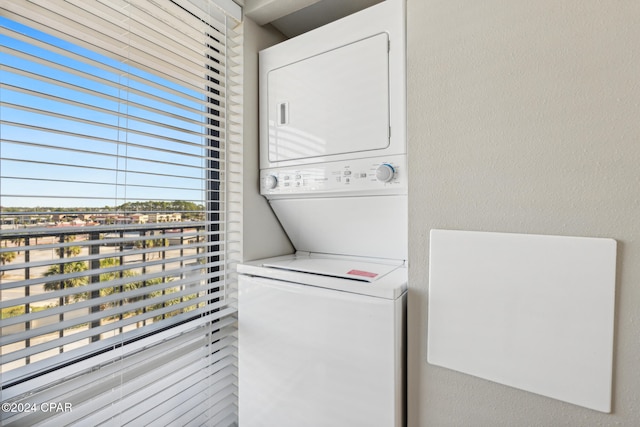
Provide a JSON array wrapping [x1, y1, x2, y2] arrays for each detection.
[[264, 175, 278, 190], [375, 163, 396, 183]]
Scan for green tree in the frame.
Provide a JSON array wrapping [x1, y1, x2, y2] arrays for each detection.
[[0, 251, 17, 276], [134, 237, 168, 259], [57, 235, 81, 257], [98, 258, 166, 321], [11, 237, 24, 255], [43, 261, 89, 303], [98, 257, 135, 311]]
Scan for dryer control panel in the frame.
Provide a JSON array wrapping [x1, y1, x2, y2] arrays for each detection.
[[260, 155, 406, 198]]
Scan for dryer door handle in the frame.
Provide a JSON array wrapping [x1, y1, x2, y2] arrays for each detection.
[[278, 102, 289, 126]]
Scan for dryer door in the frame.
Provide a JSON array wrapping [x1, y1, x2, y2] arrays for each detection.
[[266, 33, 389, 163]]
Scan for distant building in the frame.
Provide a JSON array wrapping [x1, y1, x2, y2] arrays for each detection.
[[131, 214, 149, 224], [149, 213, 181, 223], [1, 217, 16, 230], [1, 214, 52, 228], [93, 214, 131, 225]]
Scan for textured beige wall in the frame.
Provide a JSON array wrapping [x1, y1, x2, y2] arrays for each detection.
[[243, 18, 293, 262], [407, 1, 640, 426]]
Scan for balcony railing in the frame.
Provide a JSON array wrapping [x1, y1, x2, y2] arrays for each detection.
[[1, 220, 219, 381]]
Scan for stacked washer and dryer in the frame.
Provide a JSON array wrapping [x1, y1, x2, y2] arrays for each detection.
[[238, 0, 407, 425]]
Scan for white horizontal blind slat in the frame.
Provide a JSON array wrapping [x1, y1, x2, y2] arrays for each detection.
[[0, 17, 229, 129], [52, 339, 218, 426], [0, 285, 230, 349], [113, 362, 237, 425], [1, 0, 241, 425], [1, 318, 237, 399], [171, 0, 240, 27], [4, 327, 237, 427], [2, 0, 229, 92]]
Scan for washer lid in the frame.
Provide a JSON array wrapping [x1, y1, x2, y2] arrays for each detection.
[[263, 256, 399, 283], [238, 253, 407, 299]]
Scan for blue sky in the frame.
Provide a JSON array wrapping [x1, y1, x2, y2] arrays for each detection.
[[1, 17, 211, 209]]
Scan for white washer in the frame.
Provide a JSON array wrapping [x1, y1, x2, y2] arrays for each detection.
[[239, 0, 407, 425], [238, 253, 406, 427]]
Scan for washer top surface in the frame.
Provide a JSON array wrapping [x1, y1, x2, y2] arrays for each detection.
[[238, 252, 407, 300]]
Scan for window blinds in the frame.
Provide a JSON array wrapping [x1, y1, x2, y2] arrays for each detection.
[[0, 0, 242, 425]]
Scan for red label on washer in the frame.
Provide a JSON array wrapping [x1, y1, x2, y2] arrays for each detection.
[[347, 269, 378, 278]]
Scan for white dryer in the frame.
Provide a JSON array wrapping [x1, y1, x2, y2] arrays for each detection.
[[239, 0, 407, 425]]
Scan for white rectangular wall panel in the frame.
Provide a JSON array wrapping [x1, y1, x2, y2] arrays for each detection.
[[427, 229, 617, 412]]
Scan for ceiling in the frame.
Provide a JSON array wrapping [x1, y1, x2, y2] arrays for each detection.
[[244, 0, 384, 38]]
